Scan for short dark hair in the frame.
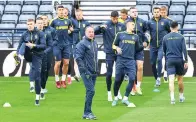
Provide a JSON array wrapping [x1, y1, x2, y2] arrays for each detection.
[[27, 19, 35, 22], [170, 21, 178, 28], [160, 6, 168, 11], [111, 11, 119, 17], [36, 17, 43, 21], [57, 5, 64, 9], [153, 7, 160, 11], [121, 8, 128, 15]]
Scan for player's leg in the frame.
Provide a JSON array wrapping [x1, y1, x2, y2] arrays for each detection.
[[135, 50, 144, 95], [176, 60, 185, 102], [73, 44, 80, 81], [163, 56, 168, 83], [81, 73, 96, 120], [112, 62, 124, 106], [40, 54, 47, 100], [61, 45, 70, 87], [32, 54, 42, 106], [122, 60, 136, 107], [150, 47, 159, 86], [29, 63, 35, 93], [53, 46, 62, 88], [67, 44, 74, 84], [157, 46, 163, 85], [167, 60, 176, 104]]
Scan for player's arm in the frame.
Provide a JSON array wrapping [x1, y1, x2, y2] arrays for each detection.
[[135, 35, 144, 52], [113, 33, 122, 54], [145, 20, 151, 44], [17, 33, 25, 54], [94, 23, 106, 35], [49, 19, 55, 28], [44, 33, 53, 53], [71, 18, 79, 33], [33, 31, 46, 50], [68, 19, 74, 34], [51, 28, 58, 46], [162, 36, 167, 57], [75, 43, 87, 74], [121, 23, 126, 31], [182, 37, 188, 63], [165, 20, 171, 33]]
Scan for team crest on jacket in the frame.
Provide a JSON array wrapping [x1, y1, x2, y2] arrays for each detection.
[[161, 22, 164, 25], [132, 36, 135, 40], [140, 23, 143, 26]]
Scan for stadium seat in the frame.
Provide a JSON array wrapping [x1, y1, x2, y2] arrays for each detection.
[[0, 0, 6, 5], [1, 14, 18, 24], [188, 0, 196, 5], [183, 24, 196, 34], [83, 11, 111, 16], [137, 0, 153, 5], [61, 0, 74, 5], [13, 33, 23, 48], [19, 14, 35, 23], [80, 6, 130, 11], [7, 0, 23, 5], [22, 5, 38, 15], [0, 24, 15, 32], [186, 5, 196, 15], [154, 0, 170, 6], [80, 1, 135, 6], [184, 15, 196, 24], [16, 24, 27, 29], [83, 16, 110, 21], [138, 14, 149, 21], [39, 5, 53, 14], [41, 0, 52, 5], [24, 0, 40, 5], [4, 5, 21, 14], [37, 14, 52, 20], [171, 0, 188, 6], [136, 5, 151, 14], [0, 5, 4, 15], [168, 15, 184, 24], [169, 5, 185, 15], [183, 34, 196, 44]]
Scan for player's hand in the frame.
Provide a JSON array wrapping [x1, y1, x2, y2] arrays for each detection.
[[68, 30, 71, 34], [143, 42, 148, 48], [116, 47, 122, 55], [100, 24, 107, 28], [184, 63, 188, 69], [26, 42, 35, 49], [69, 26, 74, 31]]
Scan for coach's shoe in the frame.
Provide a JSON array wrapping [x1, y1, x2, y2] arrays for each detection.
[[35, 100, 40, 106], [108, 94, 113, 102], [171, 99, 175, 105], [67, 77, 72, 85], [179, 97, 185, 103], [30, 87, 35, 93], [122, 100, 136, 107], [61, 81, 67, 88], [56, 81, 61, 89], [83, 113, 97, 120], [136, 87, 142, 95], [40, 93, 45, 100], [112, 100, 118, 106]]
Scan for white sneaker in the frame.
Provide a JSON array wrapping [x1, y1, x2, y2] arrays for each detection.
[[43, 89, 48, 93], [130, 90, 136, 96], [108, 94, 113, 101], [171, 99, 175, 105], [40, 93, 45, 100], [30, 87, 35, 93], [136, 87, 142, 95], [117, 92, 122, 100], [127, 102, 136, 108], [179, 97, 185, 103]]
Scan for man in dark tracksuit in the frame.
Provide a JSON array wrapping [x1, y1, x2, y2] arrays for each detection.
[[94, 11, 126, 102], [160, 5, 174, 83], [17, 19, 46, 106], [112, 20, 143, 107], [163, 21, 188, 104], [75, 26, 98, 120], [50, 6, 73, 88], [129, 7, 149, 96], [146, 7, 170, 87], [72, 9, 90, 81], [41, 15, 58, 93]]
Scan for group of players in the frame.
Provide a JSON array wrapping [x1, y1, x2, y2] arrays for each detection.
[[14, 4, 188, 120]]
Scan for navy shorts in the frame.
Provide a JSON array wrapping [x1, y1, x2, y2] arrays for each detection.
[[53, 45, 70, 61], [167, 59, 185, 76], [135, 50, 144, 61], [115, 59, 136, 81]]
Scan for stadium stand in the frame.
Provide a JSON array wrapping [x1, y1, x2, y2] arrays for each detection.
[[0, 0, 195, 48]]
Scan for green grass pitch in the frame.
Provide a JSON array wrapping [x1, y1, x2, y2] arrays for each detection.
[[0, 77, 196, 122]]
